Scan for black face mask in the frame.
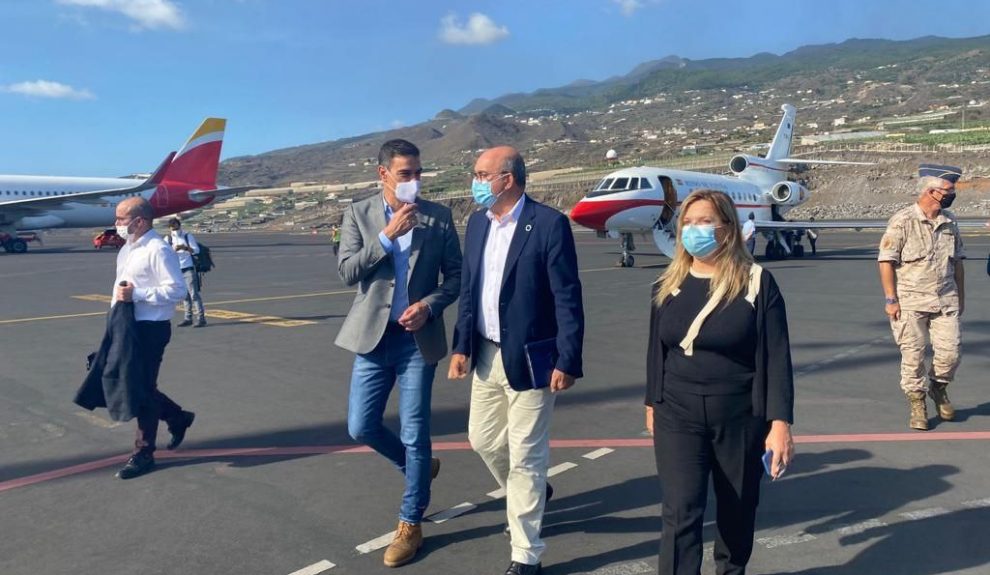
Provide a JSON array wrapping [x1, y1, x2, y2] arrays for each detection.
[[935, 192, 956, 209]]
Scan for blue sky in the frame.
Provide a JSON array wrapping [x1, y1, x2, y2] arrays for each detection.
[[2, 0, 989, 177]]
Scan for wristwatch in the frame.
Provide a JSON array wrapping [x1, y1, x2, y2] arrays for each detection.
[[885, 297, 899, 305]]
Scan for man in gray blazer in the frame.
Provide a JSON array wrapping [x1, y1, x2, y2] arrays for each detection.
[[335, 139, 462, 568]]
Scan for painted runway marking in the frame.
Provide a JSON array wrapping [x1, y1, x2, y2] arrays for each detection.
[[582, 447, 615, 460], [0, 311, 104, 325], [4, 434, 990, 493], [899, 507, 950, 520], [548, 461, 579, 477], [204, 308, 316, 328], [756, 532, 817, 549], [427, 502, 477, 524], [836, 518, 888, 535], [795, 335, 890, 376], [74, 410, 122, 429], [287, 560, 335, 575], [487, 487, 506, 499], [355, 531, 396, 554], [962, 497, 990, 508], [577, 560, 653, 574]]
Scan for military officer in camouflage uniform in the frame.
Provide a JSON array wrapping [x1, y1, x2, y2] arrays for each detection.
[[878, 164, 964, 431]]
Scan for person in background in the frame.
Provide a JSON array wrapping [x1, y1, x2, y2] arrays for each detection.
[[645, 189, 794, 575], [742, 212, 756, 256], [878, 164, 964, 431], [807, 217, 818, 255], [167, 218, 206, 328]]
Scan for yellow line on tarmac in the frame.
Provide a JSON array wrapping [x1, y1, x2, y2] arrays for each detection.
[[0, 311, 106, 325], [6, 290, 357, 325]]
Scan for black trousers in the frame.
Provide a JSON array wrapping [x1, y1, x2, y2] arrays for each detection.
[[653, 389, 768, 575], [134, 320, 183, 455]]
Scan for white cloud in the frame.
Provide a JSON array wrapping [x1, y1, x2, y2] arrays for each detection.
[[57, 0, 185, 30], [612, 0, 645, 16], [3, 80, 95, 100], [439, 13, 509, 45]]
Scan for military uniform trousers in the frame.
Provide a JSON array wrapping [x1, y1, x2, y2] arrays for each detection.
[[889, 309, 960, 393]]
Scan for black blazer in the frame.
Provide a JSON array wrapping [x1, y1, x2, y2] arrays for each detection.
[[75, 302, 147, 422], [645, 268, 794, 423], [452, 196, 584, 390]]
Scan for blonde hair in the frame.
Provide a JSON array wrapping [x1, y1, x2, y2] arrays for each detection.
[[654, 189, 754, 305]]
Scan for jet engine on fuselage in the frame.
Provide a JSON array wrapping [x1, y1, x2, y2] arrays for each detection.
[[768, 181, 808, 205]]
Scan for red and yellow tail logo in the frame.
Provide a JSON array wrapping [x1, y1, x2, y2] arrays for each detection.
[[165, 118, 226, 187]]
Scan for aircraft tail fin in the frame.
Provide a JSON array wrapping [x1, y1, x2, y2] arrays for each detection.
[[766, 104, 796, 161], [164, 118, 226, 187]]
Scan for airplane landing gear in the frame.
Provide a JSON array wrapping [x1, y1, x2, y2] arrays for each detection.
[[617, 233, 636, 268]]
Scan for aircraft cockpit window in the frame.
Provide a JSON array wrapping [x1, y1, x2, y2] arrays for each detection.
[[639, 178, 653, 190], [611, 177, 629, 190], [594, 178, 615, 192]]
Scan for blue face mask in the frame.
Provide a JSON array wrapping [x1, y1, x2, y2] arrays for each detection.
[[681, 224, 720, 257], [471, 173, 508, 209]]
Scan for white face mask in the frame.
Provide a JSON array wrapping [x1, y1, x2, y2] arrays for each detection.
[[116, 217, 138, 241], [394, 179, 420, 204]]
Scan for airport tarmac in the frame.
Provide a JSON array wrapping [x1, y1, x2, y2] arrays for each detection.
[[2, 228, 990, 575]]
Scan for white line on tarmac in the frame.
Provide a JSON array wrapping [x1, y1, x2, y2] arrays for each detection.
[[427, 502, 477, 524], [577, 559, 654, 574], [837, 518, 888, 535], [582, 448, 615, 460], [74, 410, 122, 429], [548, 462, 579, 477], [487, 487, 506, 499], [756, 533, 817, 549], [355, 531, 395, 554], [899, 507, 950, 520], [287, 560, 335, 575], [962, 497, 990, 508]]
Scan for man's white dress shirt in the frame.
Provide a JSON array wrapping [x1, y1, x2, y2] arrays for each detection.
[[477, 194, 526, 343], [112, 230, 187, 321]]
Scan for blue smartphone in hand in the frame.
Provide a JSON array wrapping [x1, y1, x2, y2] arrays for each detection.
[[762, 449, 776, 480]]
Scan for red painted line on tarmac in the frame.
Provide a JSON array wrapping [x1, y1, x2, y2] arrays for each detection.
[[3, 432, 988, 494]]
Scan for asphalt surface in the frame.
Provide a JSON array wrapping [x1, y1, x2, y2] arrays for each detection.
[[2, 227, 990, 575]]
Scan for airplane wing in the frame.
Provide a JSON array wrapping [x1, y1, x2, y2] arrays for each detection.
[[756, 218, 989, 231], [0, 152, 175, 212], [776, 158, 875, 166]]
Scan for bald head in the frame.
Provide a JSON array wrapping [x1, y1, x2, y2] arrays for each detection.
[[476, 146, 526, 189], [117, 197, 154, 221]]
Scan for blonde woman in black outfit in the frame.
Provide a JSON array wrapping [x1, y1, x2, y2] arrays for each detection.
[[645, 189, 795, 575]]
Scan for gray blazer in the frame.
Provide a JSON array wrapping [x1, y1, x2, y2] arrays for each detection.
[[334, 195, 462, 364]]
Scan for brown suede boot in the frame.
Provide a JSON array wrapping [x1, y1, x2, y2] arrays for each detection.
[[383, 521, 422, 568], [907, 391, 929, 431], [928, 382, 955, 421]]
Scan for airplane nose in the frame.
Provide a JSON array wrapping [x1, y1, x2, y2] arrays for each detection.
[[569, 199, 611, 231]]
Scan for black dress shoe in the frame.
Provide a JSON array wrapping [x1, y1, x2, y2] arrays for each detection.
[[504, 561, 542, 575], [166, 411, 196, 450], [504, 483, 553, 536], [116, 453, 155, 479], [193, 319, 207, 328], [177, 319, 193, 327]]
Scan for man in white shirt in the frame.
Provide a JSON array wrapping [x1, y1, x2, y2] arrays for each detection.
[[742, 212, 757, 255], [167, 218, 207, 327], [113, 198, 196, 479]]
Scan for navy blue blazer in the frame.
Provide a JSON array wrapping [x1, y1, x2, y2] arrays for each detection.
[[452, 195, 584, 391]]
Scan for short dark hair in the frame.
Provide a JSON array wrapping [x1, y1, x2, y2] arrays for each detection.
[[378, 139, 420, 169], [501, 152, 526, 189], [168, 218, 181, 228]]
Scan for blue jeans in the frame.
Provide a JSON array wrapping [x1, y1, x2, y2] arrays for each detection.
[[347, 325, 437, 524]]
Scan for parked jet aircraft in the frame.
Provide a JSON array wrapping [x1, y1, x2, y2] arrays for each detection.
[[0, 118, 249, 252], [569, 104, 920, 266]]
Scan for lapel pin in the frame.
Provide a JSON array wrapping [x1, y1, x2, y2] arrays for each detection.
[[525, 224, 532, 232]]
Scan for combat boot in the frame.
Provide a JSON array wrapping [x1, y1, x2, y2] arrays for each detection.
[[383, 520, 422, 568], [907, 391, 929, 431], [928, 381, 955, 421]]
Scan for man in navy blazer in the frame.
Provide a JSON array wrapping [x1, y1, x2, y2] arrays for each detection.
[[449, 146, 584, 575]]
